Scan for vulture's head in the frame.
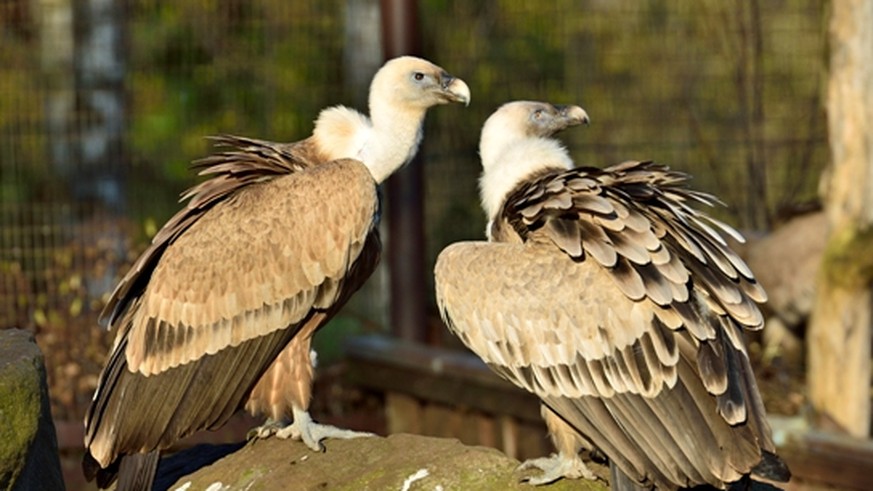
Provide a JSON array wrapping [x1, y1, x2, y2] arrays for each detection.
[[481, 101, 589, 145], [369, 56, 471, 114], [478, 101, 589, 221], [315, 56, 468, 184]]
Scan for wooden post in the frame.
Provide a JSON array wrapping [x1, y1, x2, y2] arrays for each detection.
[[807, 0, 873, 438], [379, 0, 428, 343]]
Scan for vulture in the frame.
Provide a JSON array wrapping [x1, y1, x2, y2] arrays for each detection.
[[434, 101, 790, 490], [83, 56, 470, 490]]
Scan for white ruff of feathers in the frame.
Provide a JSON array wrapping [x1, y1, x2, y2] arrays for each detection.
[[312, 91, 426, 185], [478, 136, 573, 226]]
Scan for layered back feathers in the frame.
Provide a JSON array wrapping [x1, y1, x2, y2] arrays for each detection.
[[434, 101, 788, 489]]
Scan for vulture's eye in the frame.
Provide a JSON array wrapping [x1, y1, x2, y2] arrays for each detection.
[[413, 72, 425, 81], [533, 109, 544, 120]]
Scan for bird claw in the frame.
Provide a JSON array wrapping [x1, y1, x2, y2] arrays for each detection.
[[251, 408, 374, 452], [275, 419, 374, 452], [517, 453, 596, 485], [247, 418, 287, 441]]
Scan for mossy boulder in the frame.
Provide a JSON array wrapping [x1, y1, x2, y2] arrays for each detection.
[[167, 433, 607, 491], [0, 329, 64, 491]]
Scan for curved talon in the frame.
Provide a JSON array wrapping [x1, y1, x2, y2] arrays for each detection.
[[247, 418, 288, 441], [517, 453, 596, 486]]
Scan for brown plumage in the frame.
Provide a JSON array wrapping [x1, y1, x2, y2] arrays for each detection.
[[434, 101, 789, 489], [84, 57, 469, 490]]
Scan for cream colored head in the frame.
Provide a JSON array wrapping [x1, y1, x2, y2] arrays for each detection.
[[315, 56, 470, 184], [369, 56, 471, 116], [478, 101, 589, 220]]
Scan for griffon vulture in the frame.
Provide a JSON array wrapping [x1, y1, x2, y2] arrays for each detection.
[[83, 56, 469, 490], [434, 101, 789, 489]]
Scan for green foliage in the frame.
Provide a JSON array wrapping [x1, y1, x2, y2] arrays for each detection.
[[0, 212, 139, 421], [313, 315, 365, 366], [127, 0, 345, 202], [3, 0, 825, 230], [0, 0, 832, 422], [0, 24, 46, 205], [419, 0, 827, 239]]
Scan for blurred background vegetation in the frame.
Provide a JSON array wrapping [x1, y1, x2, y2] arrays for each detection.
[[0, 0, 826, 430]]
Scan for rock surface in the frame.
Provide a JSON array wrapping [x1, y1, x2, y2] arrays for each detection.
[[0, 328, 65, 491], [746, 211, 826, 331], [744, 211, 826, 363], [167, 433, 607, 491]]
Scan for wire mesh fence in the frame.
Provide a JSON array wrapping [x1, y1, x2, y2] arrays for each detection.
[[0, 0, 827, 423]]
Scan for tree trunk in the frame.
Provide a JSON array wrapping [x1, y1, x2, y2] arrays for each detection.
[[380, 0, 428, 343], [807, 0, 873, 438], [34, 0, 128, 210], [33, 0, 75, 188], [72, 0, 128, 210], [344, 0, 382, 105]]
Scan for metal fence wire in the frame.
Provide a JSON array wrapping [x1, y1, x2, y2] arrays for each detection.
[[0, 0, 826, 421]]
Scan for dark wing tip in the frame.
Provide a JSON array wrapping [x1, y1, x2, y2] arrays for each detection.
[[751, 449, 791, 483], [82, 450, 101, 482], [83, 450, 120, 488]]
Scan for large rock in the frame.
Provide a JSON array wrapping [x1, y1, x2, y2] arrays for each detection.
[[744, 211, 827, 362], [0, 329, 65, 491], [167, 433, 606, 491], [746, 211, 827, 331]]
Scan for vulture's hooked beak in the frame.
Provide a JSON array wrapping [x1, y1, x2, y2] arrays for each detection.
[[440, 73, 471, 106], [556, 104, 590, 127], [537, 104, 589, 137]]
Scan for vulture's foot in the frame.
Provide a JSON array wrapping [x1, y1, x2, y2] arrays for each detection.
[[517, 453, 596, 485], [275, 407, 374, 452], [247, 418, 289, 440]]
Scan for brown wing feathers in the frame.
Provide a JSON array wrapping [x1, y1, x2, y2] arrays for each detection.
[[84, 319, 300, 483], [499, 159, 764, 336], [539, 334, 765, 488], [455, 159, 784, 487], [119, 153, 376, 376], [85, 137, 379, 481], [101, 136, 315, 328]]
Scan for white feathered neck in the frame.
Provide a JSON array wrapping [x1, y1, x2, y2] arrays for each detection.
[[312, 95, 426, 185], [478, 136, 574, 222]]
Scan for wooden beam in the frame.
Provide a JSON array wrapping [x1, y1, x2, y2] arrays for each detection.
[[344, 335, 542, 422], [780, 429, 873, 491]]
